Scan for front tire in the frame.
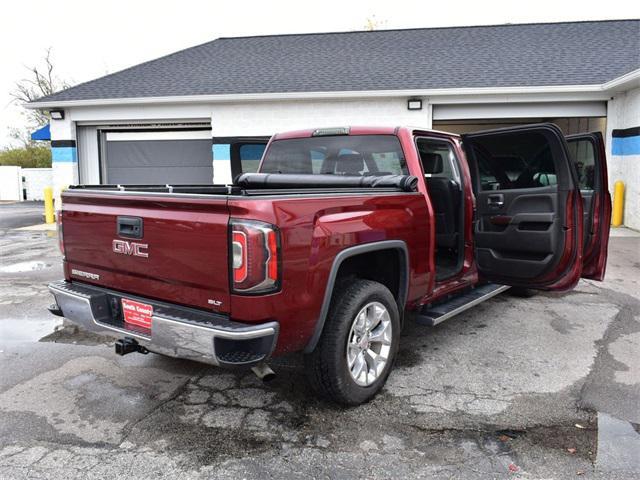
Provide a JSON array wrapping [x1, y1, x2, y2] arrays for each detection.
[[304, 279, 400, 406]]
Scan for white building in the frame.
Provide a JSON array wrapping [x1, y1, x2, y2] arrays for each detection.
[[27, 20, 640, 227]]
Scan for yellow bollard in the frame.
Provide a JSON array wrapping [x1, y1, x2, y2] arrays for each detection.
[[44, 187, 55, 224], [611, 180, 625, 227]]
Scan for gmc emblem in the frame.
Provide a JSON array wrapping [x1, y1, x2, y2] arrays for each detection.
[[112, 239, 149, 258]]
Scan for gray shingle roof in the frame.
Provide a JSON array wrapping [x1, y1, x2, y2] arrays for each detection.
[[36, 20, 640, 103]]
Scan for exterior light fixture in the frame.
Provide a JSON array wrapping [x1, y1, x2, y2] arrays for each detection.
[[50, 110, 65, 120], [407, 99, 422, 111]]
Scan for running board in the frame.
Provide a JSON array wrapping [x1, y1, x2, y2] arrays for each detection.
[[415, 284, 510, 327]]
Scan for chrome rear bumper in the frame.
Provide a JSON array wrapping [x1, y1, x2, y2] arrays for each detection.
[[48, 280, 278, 366]]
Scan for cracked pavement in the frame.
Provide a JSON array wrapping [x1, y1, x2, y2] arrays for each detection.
[[1, 203, 639, 479]]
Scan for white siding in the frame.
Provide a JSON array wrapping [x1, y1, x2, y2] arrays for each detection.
[[0, 166, 22, 201], [607, 87, 640, 230], [433, 102, 607, 120], [49, 113, 78, 209], [210, 98, 431, 136], [52, 163, 79, 205], [22, 168, 53, 200], [76, 125, 100, 184]]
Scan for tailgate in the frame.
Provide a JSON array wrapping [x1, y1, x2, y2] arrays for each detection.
[[61, 191, 231, 313]]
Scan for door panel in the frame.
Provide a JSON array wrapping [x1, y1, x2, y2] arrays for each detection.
[[565, 132, 611, 280], [474, 187, 560, 279], [580, 190, 595, 248], [462, 124, 583, 290]]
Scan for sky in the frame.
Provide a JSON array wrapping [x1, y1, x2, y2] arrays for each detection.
[[0, 0, 638, 148]]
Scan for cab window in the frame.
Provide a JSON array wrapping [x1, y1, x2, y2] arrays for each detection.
[[261, 135, 408, 175]]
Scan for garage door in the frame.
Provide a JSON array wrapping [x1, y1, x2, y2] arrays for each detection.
[[103, 130, 213, 184]]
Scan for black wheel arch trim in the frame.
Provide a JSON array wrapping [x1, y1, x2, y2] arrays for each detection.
[[303, 240, 410, 353]]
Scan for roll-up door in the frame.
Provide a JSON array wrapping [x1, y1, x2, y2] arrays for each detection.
[[103, 130, 213, 184]]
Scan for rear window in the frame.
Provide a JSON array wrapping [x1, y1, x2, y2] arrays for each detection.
[[260, 135, 408, 176]]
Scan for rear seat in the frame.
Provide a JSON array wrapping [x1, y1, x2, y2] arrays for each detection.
[[422, 153, 461, 249]]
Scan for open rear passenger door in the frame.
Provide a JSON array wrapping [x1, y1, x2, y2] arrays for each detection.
[[462, 124, 584, 291], [565, 132, 611, 280]]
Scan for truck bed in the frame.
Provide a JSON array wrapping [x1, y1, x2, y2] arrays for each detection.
[[61, 174, 420, 317]]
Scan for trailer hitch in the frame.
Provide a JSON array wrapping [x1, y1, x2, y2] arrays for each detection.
[[115, 337, 149, 356]]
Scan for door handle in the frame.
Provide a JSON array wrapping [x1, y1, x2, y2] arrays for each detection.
[[117, 216, 143, 239], [487, 194, 504, 208]]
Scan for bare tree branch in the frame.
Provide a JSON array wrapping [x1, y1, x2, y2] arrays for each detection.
[[8, 48, 71, 147]]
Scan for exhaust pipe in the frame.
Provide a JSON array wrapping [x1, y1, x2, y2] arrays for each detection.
[[251, 363, 276, 382]]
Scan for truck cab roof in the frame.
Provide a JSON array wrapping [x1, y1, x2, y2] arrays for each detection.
[[271, 126, 461, 141]]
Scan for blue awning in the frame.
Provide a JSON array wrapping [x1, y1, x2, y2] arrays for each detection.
[[31, 124, 51, 141]]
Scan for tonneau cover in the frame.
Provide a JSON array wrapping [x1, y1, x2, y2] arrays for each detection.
[[235, 173, 419, 192]]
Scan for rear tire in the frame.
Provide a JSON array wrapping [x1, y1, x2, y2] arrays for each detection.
[[304, 279, 400, 406]]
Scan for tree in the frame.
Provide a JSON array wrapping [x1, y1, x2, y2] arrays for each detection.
[[9, 48, 70, 148], [0, 146, 51, 168]]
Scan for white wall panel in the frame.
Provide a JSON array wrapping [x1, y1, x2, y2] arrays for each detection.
[[76, 126, 100, 184], [433, 102, 607, 120], [607, 87, 640, 230], [22, 168, 53, 200], [210, 98, 432, 137], [105, 130, 211, 141], [0, 166, 22, 201], [70, 104, 212, 123]]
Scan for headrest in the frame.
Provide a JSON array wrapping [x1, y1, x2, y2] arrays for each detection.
[[422, 153, 443, 174], [338, 153, 364, 174]]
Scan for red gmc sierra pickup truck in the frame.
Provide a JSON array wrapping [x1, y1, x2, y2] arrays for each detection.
[[48, 124, 611, 405]]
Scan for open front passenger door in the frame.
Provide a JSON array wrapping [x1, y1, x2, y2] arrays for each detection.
[[462, 124, 584, 291]]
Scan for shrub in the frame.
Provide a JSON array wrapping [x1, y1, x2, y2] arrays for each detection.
[[0, 146, 51, 168]]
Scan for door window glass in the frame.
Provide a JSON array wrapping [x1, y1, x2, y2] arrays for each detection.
[[416, 138, 461, 183], [239, 144, 267, 174], [566, 139, 596, 190], [468, 131, 558, 191]]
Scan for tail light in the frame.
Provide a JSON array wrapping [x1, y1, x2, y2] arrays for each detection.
[[230, 219, 281, 294], [57, 211, 65, 256]]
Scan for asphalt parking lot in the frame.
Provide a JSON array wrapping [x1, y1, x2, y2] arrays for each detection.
[[0, 201, 46, 229], [0, 202, 639, 479]]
